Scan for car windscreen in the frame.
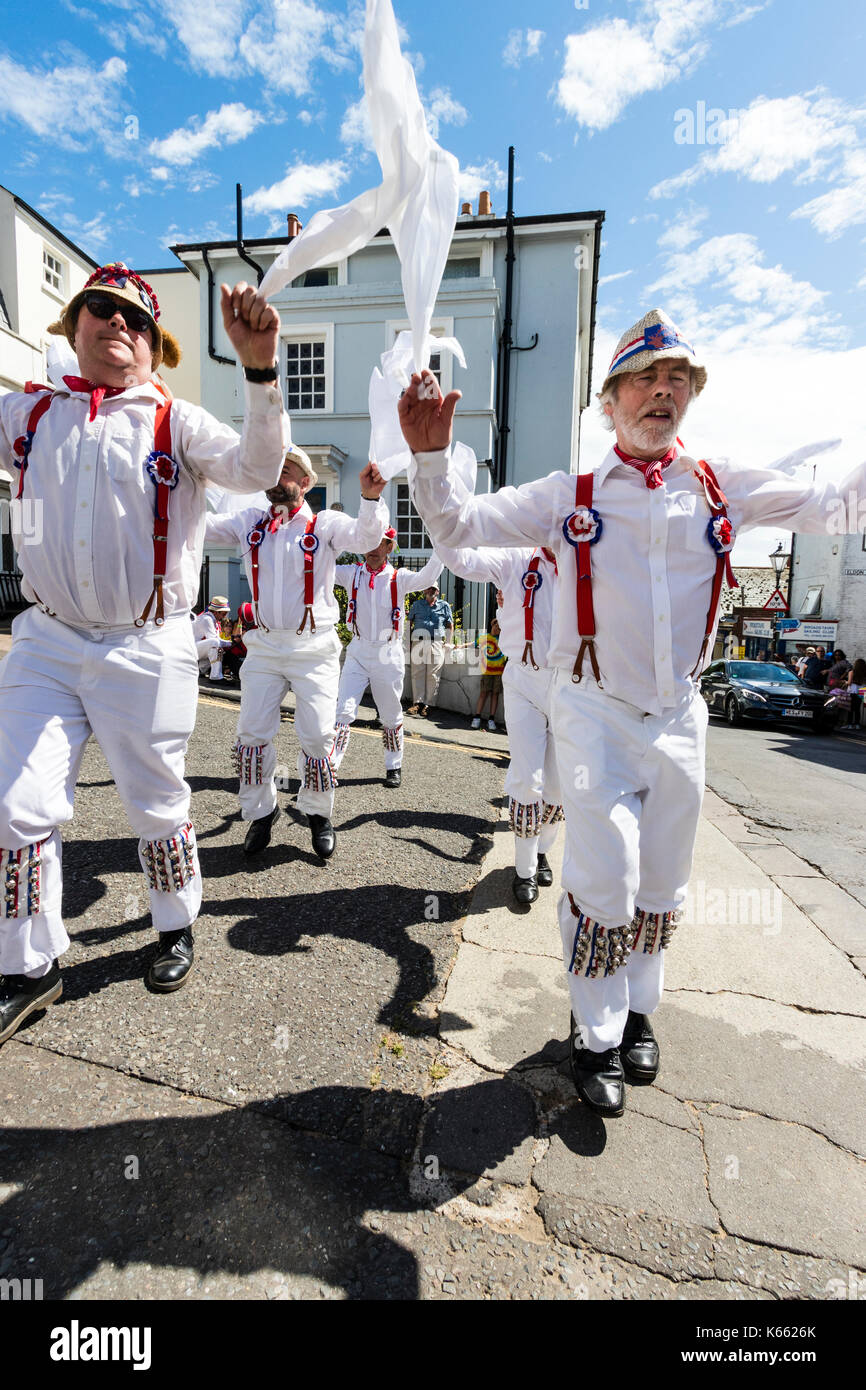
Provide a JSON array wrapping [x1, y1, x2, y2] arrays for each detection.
[[729, 662, 797, 682]]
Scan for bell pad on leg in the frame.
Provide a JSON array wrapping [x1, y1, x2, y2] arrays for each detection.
[[232, 741, 267, 786], [509, 798, 542, 839], [0, 841, 46, 918], [631, 906, 681, 955], [567, 893, 636, 978], [142, 822, 197, 893]]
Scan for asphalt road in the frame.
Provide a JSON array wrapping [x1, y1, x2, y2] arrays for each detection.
[[705, 715, 866, 908]]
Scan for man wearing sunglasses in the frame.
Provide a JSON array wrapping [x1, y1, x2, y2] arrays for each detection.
[[0, 261, 292, 1047]]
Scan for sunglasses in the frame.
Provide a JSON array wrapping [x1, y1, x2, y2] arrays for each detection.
[[83, 293, 153, 335]]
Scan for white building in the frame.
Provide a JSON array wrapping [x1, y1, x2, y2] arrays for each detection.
[[788, 532, 866, 659], [0, 185, 96, 611], [169, 193, 604, 629]]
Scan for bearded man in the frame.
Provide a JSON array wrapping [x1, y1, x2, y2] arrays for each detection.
[[0, 262, 289, 1042], [332, 532, 442, 787], [401, 307, 866, 1118], [204, 453, 388, 857]]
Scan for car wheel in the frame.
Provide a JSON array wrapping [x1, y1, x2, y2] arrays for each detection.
[[725, 694, 742, 726]]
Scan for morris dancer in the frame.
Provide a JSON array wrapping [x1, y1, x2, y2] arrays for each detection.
[[205, 452, 388, 857], [401, 308, 866, 1117], [332, 531, 442, 787], [437, 544, 562, 905], [193, 595, 233, 681], [0, 263, 288, 1041]]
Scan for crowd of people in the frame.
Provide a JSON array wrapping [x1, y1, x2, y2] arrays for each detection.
[[3, 270, 866, 1123], [790, 644, 866, 730]]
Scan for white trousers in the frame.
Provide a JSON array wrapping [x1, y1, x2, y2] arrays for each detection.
[[235, 626, 341, 820], [410, 634, 445, 706], [502, 662, 563, 878], [551, 674, 708, 1051], [0, 607, 201, 976], [333, 639, 404, 771]]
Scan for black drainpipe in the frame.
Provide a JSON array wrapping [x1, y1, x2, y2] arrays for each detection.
[[201, 247, 235, 367], [495, 146, 517, 490], [236, 182, 264, 285]]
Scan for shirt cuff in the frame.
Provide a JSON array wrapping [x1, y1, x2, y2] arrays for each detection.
[[243, 378, 284, 413], [412, 447, 451, 477]]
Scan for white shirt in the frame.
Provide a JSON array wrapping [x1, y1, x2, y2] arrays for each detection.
[[205, 498, 389, 634], [411, 444, 866, 715], [0, 378, 290, 629], [436, 544, 557, 667], [335, 554, 443, 644], [192, 611, 225, 644]]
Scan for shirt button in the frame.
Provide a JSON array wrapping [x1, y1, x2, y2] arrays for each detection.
[[79, 540, 85, 547], [82, 580, 89, 588], [658, 614, 665, 622]]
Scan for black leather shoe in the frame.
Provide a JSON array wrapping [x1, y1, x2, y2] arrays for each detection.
[[569, 1018, 625, 1117], [243, 807, 278, 856], [536, 853, 553, 887], [0, 962, 62, 1044], [621, 1010, 660, 1081], [309, 814, 336, 859], [385, 768, 401, 788], [147, 929, 194, 992], [512, 873, 539, 905]]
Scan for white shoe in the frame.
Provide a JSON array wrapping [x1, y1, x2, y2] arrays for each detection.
[[487, 719, 497, 731], [470, 717, 481, 729]]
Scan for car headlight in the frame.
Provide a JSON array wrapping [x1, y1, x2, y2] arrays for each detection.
[[740, 689, 768, 703]]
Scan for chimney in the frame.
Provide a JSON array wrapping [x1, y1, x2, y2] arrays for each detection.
[[460, 201, 472, 215], [287, 213, 302, 238], [478, 190, 492, 216]]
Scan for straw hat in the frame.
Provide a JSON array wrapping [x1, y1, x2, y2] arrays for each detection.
[[600, 308, 706, 397], [48, 262, 181, 371], [208, 596, 230, 613], [284, 444, 317, 485]]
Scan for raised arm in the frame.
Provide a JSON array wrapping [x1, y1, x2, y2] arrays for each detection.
[[399, 371, 565, 550], [204, 509, 248, 548], [398, 553, 443, 594], [435, 543, 508, 588], [323, 463, 389, 553], [722, 456, 866, 535]]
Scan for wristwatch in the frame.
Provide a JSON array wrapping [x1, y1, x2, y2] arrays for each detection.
[[243, 363, 279, 383]]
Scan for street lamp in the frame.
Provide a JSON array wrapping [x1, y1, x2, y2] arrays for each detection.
[[769, 541, 791, 658]]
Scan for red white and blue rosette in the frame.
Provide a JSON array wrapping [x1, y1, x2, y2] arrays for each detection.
[[346, 597, 356, 624], [299, 531, 320, 554], [706, 515, 735, 554], [247, 524, 266, 550], [521, 568, 544, 597], [12, 430, 34, 469], [144, 450, 179, 489], [391, 606, 402, 625], [562, 505, 602, 547]]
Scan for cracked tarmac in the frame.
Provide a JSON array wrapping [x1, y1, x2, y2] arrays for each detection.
[[0, 699, 863, 1300]]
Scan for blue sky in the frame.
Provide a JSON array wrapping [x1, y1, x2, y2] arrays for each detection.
[[2, 0, 865, 561]]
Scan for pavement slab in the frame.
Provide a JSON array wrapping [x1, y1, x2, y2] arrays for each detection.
[[533, 1106, 719, 1230], [439, 941, 568, 1073], [656, 992, 866, 1155], [667, 820, 866, 1015], [772, 876, 866, 957], [700, 1111, 866, 1268], [459, 812, 563, 961]]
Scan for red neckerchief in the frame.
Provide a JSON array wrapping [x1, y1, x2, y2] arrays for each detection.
[[63, 375, 126, 423], [613, 442, 678, 489], [365, 559, 387, 590], [267, 501, 303, 533]]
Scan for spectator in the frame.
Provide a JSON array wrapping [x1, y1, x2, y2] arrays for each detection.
[[222, 602, 257, 682], [827, 649, 852, 690], [845, 657, 866, 731], [407, 583, 453, 718], [796, 646, 815, 679], [471, 618, 506, 731], [802, 648, 827, 689]]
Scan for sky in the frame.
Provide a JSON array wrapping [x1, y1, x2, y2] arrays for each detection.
[[2, 0, 865, 564]]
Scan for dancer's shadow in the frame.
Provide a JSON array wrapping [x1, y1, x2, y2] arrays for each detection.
[[0, 1055, 603, 1301]]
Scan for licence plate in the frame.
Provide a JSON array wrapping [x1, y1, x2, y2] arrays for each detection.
[[781, 709, 812, 719]]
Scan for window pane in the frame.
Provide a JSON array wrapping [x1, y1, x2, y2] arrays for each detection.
[[299, 342, 311, 360], [442, 257, 481, 280], [314, 393, 325, 409]]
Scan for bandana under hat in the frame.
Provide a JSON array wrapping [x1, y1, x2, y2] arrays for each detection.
[[600, 308, 706, 398], [47, 262, 182, 372]]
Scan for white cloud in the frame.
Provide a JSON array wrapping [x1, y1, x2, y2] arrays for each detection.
[[149, 103, 264, 167], [793, 148, 866, 239], [459, 161, 508, 202], [503, 27, 545, 67], [151, 166, 172, 182], [0, 52, 128, 152], [425, 87, 468, 140], [556, 0, 759, 131], [651, 93, 863, 199], [598, 270, 635, 287], [340, 96, 373, 151], [538, 151, 554, 164], [657, 206, 710, 250], [157, 0, 246, 77], [245, 159, 349, 216]]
